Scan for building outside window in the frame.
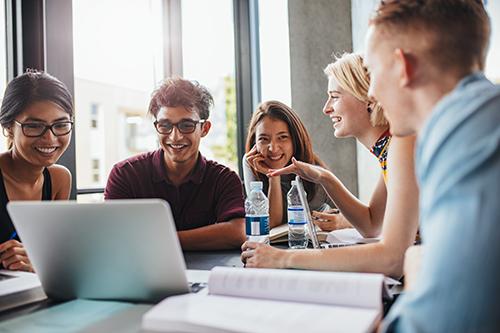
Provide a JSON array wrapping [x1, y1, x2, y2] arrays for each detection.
[[258, 0, 291, 106], [72, 0, 244, 201], [180, 0, 238, 171], [73, 0, 164, 200]]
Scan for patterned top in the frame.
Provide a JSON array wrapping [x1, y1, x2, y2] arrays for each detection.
[[370, 129, 391, 183]]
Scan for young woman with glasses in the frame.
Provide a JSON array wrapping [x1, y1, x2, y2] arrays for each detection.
[[0, 70, 74, 272]]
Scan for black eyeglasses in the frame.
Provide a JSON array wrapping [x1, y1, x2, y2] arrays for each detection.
[[153, 119, 206, 135], [14, 120, 74, 137]]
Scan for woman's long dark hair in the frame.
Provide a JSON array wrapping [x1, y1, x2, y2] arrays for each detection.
[[245, 100, 325, 199]]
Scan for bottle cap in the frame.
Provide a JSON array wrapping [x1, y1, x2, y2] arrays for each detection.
[[250, 181, 263, 191]]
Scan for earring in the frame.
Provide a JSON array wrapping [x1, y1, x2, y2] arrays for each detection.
[[367, 106, 373, 113]]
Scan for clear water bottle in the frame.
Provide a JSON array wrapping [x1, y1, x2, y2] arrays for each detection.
[[287, 180, 308, 249], [245, 181, 270, 244]]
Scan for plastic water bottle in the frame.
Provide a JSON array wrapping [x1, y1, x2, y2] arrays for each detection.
[[287, 180, 308, 249], [245, 181, 270, 244]]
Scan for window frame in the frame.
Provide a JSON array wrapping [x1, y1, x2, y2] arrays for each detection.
[[6, 0, 261, 199]]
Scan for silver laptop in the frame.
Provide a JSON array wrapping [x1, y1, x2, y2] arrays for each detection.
[[295, 176, 320, 249], [7, 199, 189, 303]]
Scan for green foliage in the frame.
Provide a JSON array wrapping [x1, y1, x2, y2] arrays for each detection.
[[211, 75, 237, 170]]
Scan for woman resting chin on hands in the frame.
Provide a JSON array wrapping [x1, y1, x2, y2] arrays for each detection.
[[245, 144, 273, 176], [240, 54, 419, 278], [242, 101, 333, 230]]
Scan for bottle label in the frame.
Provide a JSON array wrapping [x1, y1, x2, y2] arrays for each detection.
[[288, 207, 306, 225], [245, 215, 269, 236]]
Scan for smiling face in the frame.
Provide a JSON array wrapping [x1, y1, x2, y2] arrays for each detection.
[[323, 77, 373, 139], [9, 100, 72, 167], [255, 117, 294, 169], [156, 106, 210, 167]]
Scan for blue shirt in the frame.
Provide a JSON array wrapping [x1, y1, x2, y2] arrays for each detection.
[[382, 73, 500, 332]]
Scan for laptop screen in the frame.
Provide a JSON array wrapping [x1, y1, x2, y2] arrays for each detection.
[[295, 176, 320, 249]]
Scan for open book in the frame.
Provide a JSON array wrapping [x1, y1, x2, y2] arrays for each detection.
[[142, 267, 387, 333], [0, 270, 47, 312], [269, 224, 329, 244], [269, 223, 288, 243]]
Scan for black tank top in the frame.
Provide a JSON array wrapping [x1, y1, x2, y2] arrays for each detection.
[[0, 168, 52, 243]]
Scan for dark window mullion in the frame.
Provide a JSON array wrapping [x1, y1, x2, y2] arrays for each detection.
[[44, 0, 78, 199], [233, 0, 261, 176]]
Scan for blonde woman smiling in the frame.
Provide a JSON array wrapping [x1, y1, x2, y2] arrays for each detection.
[[241, 53, 419, 278]]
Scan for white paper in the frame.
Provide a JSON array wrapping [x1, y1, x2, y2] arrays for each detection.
[[143, 267, 385, 333], [326, 228, 381, 245], [143, 293, 380, 333], [208, 267, 383, 309], [0, 270, 43, 297], [185, 269, 210, 284]]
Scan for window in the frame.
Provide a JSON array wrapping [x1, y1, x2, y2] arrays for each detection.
[[181, 0, 238, 172], [258, 0, 291, 105], [11, 0, 259, 199], [72, 0, 164, 194], [90, 103, 99, 129], [486, 1, 500, 83]]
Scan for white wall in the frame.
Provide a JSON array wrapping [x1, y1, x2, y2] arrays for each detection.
[[351, 0, 380, 203]]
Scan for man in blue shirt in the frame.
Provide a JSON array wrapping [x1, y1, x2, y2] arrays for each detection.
[[364, 0, 500, 331]]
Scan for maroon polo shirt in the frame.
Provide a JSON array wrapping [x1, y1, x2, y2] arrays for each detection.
[[104, 149, 245, 231]]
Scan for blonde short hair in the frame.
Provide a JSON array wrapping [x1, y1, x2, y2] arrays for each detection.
[[324, 53, 388, 127]]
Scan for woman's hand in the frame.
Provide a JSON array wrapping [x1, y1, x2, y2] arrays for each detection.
[[241, 241, 288, 268], [245, 145, 272, 175], [312, 210, 352, 232], [267, 158, 327, 183], [0, 240, 34, 272]]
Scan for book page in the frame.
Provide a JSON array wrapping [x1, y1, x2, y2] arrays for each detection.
[[0, 270, 43, 297], [143, 293, 380, 333], [208, 267, 383, 309], [326, 228, 381, 245], [269, 224, 288, 242]]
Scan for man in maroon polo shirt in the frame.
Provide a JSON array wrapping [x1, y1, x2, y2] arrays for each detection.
[[104, 77, 246, 250]]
